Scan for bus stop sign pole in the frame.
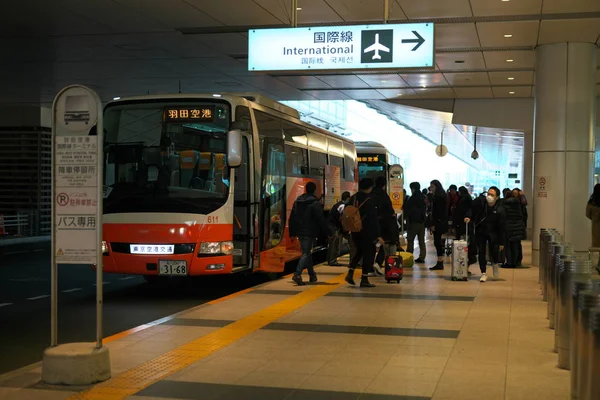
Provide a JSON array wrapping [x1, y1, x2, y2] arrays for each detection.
[[42, 84, 110, 385]]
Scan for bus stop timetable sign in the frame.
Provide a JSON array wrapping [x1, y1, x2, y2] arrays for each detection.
[[248, 22, 434, 72]]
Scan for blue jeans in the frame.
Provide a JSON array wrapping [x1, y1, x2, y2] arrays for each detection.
[[296, 236, 315, 276]]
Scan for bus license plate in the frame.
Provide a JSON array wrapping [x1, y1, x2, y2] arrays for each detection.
[[158, 260, 188, 276]]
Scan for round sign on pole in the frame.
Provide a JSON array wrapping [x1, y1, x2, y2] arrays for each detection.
[[435, 144, 448, 157]]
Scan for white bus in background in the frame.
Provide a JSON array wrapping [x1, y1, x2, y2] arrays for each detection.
[[355, 141, 403, 193]]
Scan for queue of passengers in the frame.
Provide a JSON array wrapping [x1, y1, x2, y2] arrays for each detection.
[[288, 177, 531, 286]]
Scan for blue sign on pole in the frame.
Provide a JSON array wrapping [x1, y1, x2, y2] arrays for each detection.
[[248, 23, 435, 72]]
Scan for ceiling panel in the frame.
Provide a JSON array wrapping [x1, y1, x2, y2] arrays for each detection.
[[488, 71, 534, 85], [251, 0, 290, 23], [302, 90, 351, 100], [186, 0, 284, 25], [400, 73, 449, 87], [453, 86, 494, 98], [340, 89, 385, 100], [396, 0, 472, 18], [275, 76, 332, 89], [470, 0, 542, 16], [315, 75, 370, 89], [476, 21, 540, 47], [326, 0, 399, 21], [415, 87, 456, 99], [376, 88, 418, 98], [435, 23, 481, 48], [355, 74, 409, 88], [294, 0, 344, 23], [435, 52, 486, 70], [492, 86, 533, 98], [538, 19, 600, 45], [444, 72, 490, 86], [483, 50, 535, 69], [542, 0, 600, 13], [114, 0, 222, 28]]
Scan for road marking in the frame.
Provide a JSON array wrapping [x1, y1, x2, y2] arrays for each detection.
[[68, 271, 350, 400], [61, 288, 82, 293], [0, 303, 13, 308], [118, 276, 135, 281], [4, 251, 27, 255], [93, 282, 111, 286], [27, 295, 50, 301]]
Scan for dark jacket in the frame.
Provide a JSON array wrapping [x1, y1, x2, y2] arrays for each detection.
[[289, 194, 330, 238], [404, 191, 426, 224], [370, 187, 399, 243], [503, 197, 526, 242], [469, 198, 507, 244], [328, 199, 345, 230], [347, 191, 381, 241], [430, 194, 448, 233], [453, 193, 472, 229]]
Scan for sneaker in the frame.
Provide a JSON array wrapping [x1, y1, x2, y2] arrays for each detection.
[[480, 273, 488, 283], [309, 274, 318, 283], [345, 270, 356, 285], [492, 264, 500, 278], [360, 276, 376, 288], [368, 272, 377, 277], [415, 258, 425, 264], [372, 263, 384, 276], [292, 274, 305, 286]]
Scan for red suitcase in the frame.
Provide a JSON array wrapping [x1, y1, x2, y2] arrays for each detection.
[[385, 256, 403, 283]]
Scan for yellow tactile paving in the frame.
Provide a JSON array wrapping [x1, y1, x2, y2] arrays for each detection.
[[68, 270, 354, 400]]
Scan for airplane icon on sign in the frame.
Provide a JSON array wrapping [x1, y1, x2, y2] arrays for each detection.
[[363, 33, 390, 60]]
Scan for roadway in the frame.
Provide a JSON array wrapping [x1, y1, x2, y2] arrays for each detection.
[[0, 241, 275, 374]]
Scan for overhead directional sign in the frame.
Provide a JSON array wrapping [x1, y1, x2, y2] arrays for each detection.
[[248, 23, 434, 72]]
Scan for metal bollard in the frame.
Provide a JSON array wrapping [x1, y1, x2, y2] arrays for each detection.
[[576, 290, 600, 400], [570, 278, 594, 398], [540, 229, 555, 285], [585, 307, 600, 400], [541, 231, 562, 299], [549, 249, 574, 328], [557, 258, 593, 369]]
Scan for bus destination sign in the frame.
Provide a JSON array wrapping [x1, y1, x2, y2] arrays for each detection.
[[163, 107, 215, 122]]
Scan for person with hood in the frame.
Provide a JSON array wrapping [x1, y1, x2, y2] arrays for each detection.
[[371, 176, 399, 273], [453, 186, 472, 240], [465, 186, 507, 282], [345, 178, 383, 288], [404, 182, 427, 263], [289, 182, 331, 285], [428, 180, 448, 271], [502, 188, 526, 268], [586, 183, 600, 273], [327, 191, 351, 266]]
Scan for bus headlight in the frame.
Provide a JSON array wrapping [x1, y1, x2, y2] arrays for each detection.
[[102, 241, 109, 255], [198, 241, 234, 255]]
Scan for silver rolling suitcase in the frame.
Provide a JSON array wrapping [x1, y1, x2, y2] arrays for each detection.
[[451, 223, 469, 281]]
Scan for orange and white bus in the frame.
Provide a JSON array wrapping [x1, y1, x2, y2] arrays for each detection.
[[100, 93, 358, 279]]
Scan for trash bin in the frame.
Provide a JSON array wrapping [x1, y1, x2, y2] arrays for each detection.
[[570, 278, 594, 397], [549, 248, 574, 329], [576, 290, 600, 400], [585, 307, 600, 400], [557, 259, 593, 369]]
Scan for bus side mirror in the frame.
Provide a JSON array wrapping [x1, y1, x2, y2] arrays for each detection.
[[227, 129, 242, 168]]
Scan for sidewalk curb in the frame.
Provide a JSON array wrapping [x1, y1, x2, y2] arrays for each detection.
[[0, 236, 50, 247]]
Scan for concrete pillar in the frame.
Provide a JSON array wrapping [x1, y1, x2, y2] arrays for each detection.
[[523, 129, 533, 240], [532, 43, 598, 266]]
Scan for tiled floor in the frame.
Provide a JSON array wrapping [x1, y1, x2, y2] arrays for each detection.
[[0, 241, 574, 399]]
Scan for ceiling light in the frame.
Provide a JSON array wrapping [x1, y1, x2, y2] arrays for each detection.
[[212, 94, 222, 97], [381, 80, 387, 83], [509, 91, 515, 95], [506, 59, 514, 62], [113, 96, 120, 100], [508, 77, 515, 80], [504, 34, 513, 38], [296, 7, 302, 10], [502, 0, 510, 2], [397, 93, 403, 96]]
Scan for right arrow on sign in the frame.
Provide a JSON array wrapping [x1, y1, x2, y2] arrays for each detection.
[[401, 31, 425, 51]]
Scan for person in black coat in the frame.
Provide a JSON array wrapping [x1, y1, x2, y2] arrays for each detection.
[[405, 182, 427, 263], [327, 191, 351, 266], [289, 182, 331, 285], [428, 180, 448, 271], [503, 189, 526, 267], [465, 186, 507, 282], [345, 178, 383, 288], [371, 176, 399, 271]]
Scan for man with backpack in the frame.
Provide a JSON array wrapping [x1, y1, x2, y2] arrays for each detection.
[[289, 182, 331, 286], [327, 191, 351, 266], [341, 178, 383, 288], [404, 182, 427, 263]]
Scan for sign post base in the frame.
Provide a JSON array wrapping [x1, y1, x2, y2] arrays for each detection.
[[41, 343, 111, 385]]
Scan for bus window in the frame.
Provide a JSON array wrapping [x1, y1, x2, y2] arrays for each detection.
[[282, 122, 307, 146], [329, 155, 344, 179], [344, 154, 355, 182], [285, 144, 308, 176], [309, 151, 327, 177], [261, 140, 286, 250]]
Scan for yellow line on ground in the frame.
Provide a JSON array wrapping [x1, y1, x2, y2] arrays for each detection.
[[68, 270, 354, 400]]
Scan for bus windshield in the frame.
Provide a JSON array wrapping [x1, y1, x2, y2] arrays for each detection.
[[103, 101, 231, 215], [357, 154, 387, 182]]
